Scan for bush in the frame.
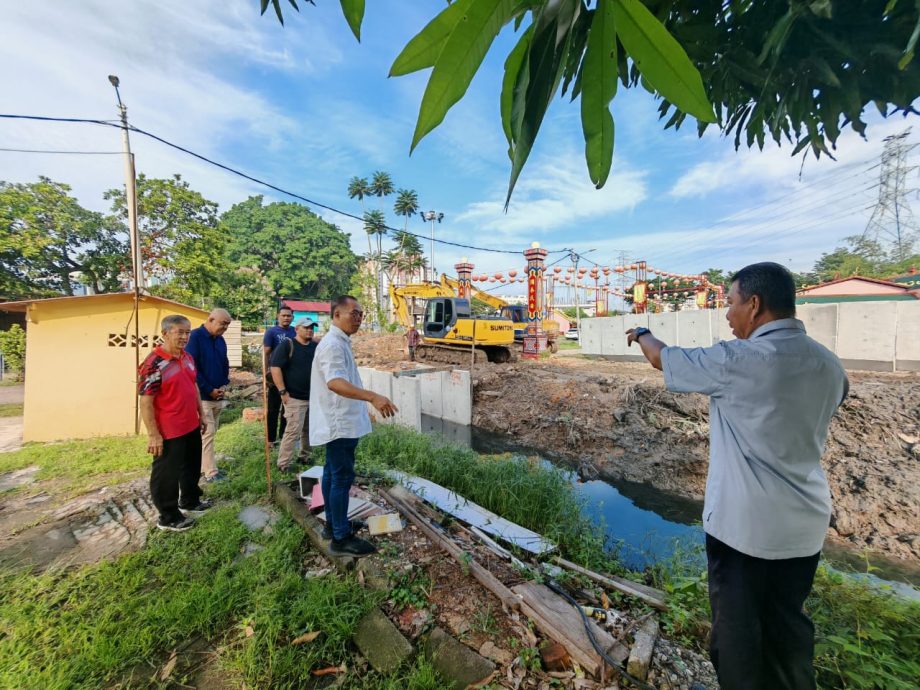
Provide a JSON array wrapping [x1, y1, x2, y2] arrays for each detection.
[[0, 324, 26, 377]]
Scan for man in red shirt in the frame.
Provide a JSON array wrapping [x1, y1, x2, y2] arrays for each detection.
[[138, 314, 212, 531]]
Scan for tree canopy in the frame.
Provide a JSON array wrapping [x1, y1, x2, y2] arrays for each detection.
[[221, 195, 358, 300], [265, 0, 920, 201]]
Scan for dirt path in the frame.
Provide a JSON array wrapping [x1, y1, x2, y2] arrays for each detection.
[[354, 335, 920, 563]]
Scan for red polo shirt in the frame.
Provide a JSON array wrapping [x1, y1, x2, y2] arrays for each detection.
[[138, 346, 200, 439]]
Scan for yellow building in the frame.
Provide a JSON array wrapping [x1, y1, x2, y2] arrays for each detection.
[[0, 293, 240, 443]]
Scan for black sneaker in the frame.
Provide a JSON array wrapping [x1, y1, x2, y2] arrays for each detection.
[[180, 499, 214, 515], [329, 535, 376, 556], [321, 520, 367, 541], [157, 516, 196, 532]]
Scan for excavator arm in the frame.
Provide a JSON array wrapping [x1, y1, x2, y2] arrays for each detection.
[[389, 282, 456, 327], [440, 274, 508, 310]]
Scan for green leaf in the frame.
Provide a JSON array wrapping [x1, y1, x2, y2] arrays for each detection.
[[898, 5, 920, 70], [389, 0, 470, 76], [506, 0, 582, 206], [581, 0, 617, 188], [410, 0, 518, 153], [612, 0, 715, 122], [339, 0, 365, 42], [501, 26, 534, 153]]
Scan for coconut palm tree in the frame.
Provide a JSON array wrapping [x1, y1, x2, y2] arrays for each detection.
[[363, 209, 386, 311], [347, 176, 372, 256], [370, 170, 394, 210], [393, 188, 419, 231]]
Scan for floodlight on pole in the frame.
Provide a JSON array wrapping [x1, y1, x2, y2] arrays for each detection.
[[422, 210, 444, 281]]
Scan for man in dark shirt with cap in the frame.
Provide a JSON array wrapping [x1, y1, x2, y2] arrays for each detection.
[[270, 317, 318, 472]]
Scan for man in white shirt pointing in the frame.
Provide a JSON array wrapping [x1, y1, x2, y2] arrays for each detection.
[[310, 295, 397, 556]]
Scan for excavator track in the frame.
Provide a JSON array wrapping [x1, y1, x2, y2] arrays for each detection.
[[415, 344, 511, 366]]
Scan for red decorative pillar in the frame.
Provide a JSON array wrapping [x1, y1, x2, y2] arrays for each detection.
[[454, 258, 474, 300], [523, 242, 548, 359]]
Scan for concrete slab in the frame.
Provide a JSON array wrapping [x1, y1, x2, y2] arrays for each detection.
[[715, 307, 734, 342], [237, 506, 278, 532], [441, 370, 471, 425], [895, 301, 920, 370], [424, 627, 495, 690], [390, 375, 421, 431], [836, 302, 897, 364], [418, 371, 444, 418], [676, 310, 713, 348], [600, 316, 625, 356], [354, 608, 414, 674], [648, 313, 677, 346], [797, 304, 838, 352], [580, 318, 602, 355]]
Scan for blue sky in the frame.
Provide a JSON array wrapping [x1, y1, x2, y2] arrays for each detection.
[[1, 0, 916, 296]]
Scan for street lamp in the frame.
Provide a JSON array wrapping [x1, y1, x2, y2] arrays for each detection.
[[422, 210, 444, 281]]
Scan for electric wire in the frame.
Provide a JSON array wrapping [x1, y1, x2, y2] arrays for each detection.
[[0, 147, 122, 155]]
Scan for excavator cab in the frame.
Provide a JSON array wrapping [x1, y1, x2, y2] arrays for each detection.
[[423, 297, 470, 339]]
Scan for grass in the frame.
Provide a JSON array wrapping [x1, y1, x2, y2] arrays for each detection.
[[555, 338, 582, 350], [0, 403, 23, 417], [0, 419, 451, 690], [356, 425, 920, 690]]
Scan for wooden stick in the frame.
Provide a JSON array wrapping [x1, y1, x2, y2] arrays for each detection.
[[380, 488, 520, 611], [553, 557, 667, 611], [261, 348, 273, 498]]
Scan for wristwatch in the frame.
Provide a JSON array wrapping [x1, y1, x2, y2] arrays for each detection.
[[279, 389, 288, 396], [632, 327, 652, 341]]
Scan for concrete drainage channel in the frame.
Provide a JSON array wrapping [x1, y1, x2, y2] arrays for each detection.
[[358, 366, 473, 429]]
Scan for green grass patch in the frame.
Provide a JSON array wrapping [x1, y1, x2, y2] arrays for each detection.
[[0, 419, 450, 690], [555, 338, 581, 350], [356, 425, 920, 690], [0, 403, 23, 417]]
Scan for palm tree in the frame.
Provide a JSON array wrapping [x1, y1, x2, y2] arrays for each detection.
[[393, 188, 419, 231], [363, 209, 386, 311], [370, 171, 394, 210], [347, 176, 372, 256], [390, 230, 426, 283]]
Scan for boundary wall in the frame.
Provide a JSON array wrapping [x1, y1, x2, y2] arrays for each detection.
[[580, 300, 920, 372], [357, 366, 472, 431]]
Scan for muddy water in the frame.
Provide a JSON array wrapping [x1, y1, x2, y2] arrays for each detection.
[[421, 415, 920, 600]]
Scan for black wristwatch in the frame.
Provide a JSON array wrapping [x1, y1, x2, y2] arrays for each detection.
[[279, 389, 288, 396], [632, 327, 652, 341]]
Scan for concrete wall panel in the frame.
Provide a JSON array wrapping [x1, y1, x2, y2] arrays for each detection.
[[797, 304, 838, 352], [441, 369, 472, 425], [418, 371, 444, 418], [676, 310, 712, 348], [601, 316, 627, 355], [895, 301, 920, 370], [648, 313, 677, 346], [835, 302, 897, 368], [715, 308, 734, 343], [391, 375, 422, 431], [580, 317, 603, 354]]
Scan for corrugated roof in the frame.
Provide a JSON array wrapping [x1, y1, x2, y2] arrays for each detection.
[[0, 292, 210, 315], [281, 299, 331, 312]]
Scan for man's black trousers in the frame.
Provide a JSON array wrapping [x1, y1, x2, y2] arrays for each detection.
[[706, 534, 820, 690], [150, 428, 204, 523], [266, 384, 286, 443]]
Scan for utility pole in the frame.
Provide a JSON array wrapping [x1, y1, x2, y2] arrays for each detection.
[[422, 210, 444, 281], [109, 75, 144, 290], [863, 128, 919, 262], [570, 251, 581, 341]]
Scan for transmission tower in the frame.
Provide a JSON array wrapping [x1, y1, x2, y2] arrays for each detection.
[[863, 129, 919, 261]]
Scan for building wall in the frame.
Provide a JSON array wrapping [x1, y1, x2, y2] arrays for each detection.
[[22, 295, 208, 442], [579, 301, 920, 372]]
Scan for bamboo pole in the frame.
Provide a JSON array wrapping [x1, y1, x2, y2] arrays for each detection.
[[261, 350, 273, 498]]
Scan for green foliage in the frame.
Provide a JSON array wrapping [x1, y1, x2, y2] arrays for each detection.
[[0, 324, 26, 374], [581, 0, 617, 187], [389, 567, 432, 611], [0, 403, 23, 418], [813, 235, 920, 283], [221, 195, 358, 300], [264, 1, 920, 202], [106, 174, 225, 302], [0, 178, 127, 298], [213, 266, 275, 329]]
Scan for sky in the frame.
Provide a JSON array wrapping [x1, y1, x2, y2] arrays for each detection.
[[1, 0, 918, 297]]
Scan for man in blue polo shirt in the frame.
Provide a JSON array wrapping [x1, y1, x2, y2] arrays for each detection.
[[263, 306, 295, 445], [186, 308, 231, 482], [627, 262, 848, 690]]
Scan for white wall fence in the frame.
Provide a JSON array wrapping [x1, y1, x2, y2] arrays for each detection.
[[580, 300, 920, 372], [358, 366, 472, 431]]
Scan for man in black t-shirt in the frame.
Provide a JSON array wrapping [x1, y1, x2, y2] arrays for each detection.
[[270, 318, 319, 471]]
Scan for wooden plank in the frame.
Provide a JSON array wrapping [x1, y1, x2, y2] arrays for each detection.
[[553, 557, 667, 611], [390, 472, 555, 555], [512, 582, 629, 678]]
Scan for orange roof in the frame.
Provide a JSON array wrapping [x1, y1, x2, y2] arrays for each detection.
[[0, 292, 209, 314], [797, 275, 910, 293]]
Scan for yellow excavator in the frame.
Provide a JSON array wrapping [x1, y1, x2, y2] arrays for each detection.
[[389, 283, 516, 364], [439, 275, 561, 353]]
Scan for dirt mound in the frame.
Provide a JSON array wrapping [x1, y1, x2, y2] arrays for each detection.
[[353, 332, 409, 370], [473, 359, 920, 562]]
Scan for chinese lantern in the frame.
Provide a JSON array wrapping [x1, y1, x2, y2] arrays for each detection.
[[509, 269, 518, 279], [553, 266, 562, 274]]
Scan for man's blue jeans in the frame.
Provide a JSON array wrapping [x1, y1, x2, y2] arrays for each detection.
[[323, 437, 360, 541]]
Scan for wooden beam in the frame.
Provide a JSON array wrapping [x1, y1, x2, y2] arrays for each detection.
[[553, 557, 667, 611]]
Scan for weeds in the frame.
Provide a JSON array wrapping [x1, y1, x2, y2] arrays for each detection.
[[0, 403, 23, 417]]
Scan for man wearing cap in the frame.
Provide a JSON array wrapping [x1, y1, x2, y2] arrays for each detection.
[[185, 308, 232, 483], [270, 317, 319, 472], [263, 306, 295, 445]]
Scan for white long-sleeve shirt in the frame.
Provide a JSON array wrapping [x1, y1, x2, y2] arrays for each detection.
[[309, 325, 372, 445]]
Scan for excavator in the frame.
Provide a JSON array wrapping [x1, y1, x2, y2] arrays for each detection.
[[439, 275, 561, 353], [388, 283, 516, 364]]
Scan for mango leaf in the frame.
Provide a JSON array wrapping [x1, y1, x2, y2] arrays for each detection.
[[339, 0, 365, 42], [612, 0, 715, 123], [580, 0, 617, 188], [389, 0, 470, 76], [410, 0, 518, 152], [501, 26, 534, 153], [561, 8, 591, 98], [506, 0, 582, 206]]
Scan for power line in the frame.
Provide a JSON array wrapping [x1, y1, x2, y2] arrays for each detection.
[[0, 112, 569, 256], [0, 146, 122, 154], [863, 128, 919, 260]]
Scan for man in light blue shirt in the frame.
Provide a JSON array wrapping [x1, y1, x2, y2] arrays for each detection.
[[310, 295, 397, 557], [628, 262, 848, 690]]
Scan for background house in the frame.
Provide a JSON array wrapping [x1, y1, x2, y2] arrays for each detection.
[[0, 293, 241, 443], [280, 299, 331, 328], [796, 276, 919, 304]]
